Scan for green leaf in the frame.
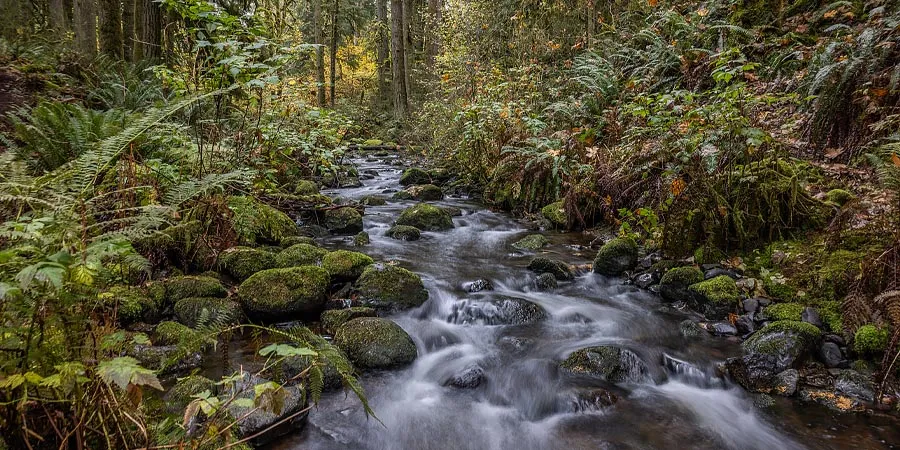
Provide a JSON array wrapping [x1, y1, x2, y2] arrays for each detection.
[[259, 343, 317, 358], [96, 356, 163, 391]]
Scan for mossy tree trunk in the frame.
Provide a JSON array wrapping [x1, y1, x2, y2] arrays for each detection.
[[74, 0, 97, 57], [99, 0, 123, 58]]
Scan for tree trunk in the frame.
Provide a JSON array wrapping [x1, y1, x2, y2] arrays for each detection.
[[329, 0, 338, 107], [141, 0, 161, 61], [375, 0, 390, 103], [586, 0, 595, 48], [49, 0, 70, 32], [390, 0, 408, 118], [312, 0, 326, 107], [122, 0, 134, 60], [73, 0, 97, 57], [99, 0, 123, 58], [425, 0, 441, 66]]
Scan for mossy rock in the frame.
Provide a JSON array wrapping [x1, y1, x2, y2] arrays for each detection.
[[512, 234, 549, 251], [593, 238, 639, 276], [165, 375, 216, 413], [693, 246, 727, 265], [174, 297, 242, 328], [825, 189, 855, 206], [406, 184, 443, 201], [323, 207, 364, 235], [280, 236, 316, 247], [153, 321, 197, 346], [386, 225, 422, 241], [392, 190, 414, 200], [399, 168, 431, 186], [220, 247, 277, 281], [449, 296, 547, 325], [275, 244, 327, 268], [764, 302, 804, 321], [729, 320, 822, 390], [333, 317, 417, 369], [559, 346, 650, 383], [689, 275, 740, 305], [238, 266, 330, 321], [527, 257, 574, 281], [441, 206, 463, 217], [354, 232, 371, 246], [98, 286, 160, 325], [360, 195, 387, 206], [659, 267, 704, 302], [294, 180, 320, 196], [428, 168, 453, 185], [354, 264, 429, 309], [227, 195, 298, 245], [541, 201, 566, 228], [853, 325, 889, 355], [297, 194, 334, 206], [743, 321, 821, 356], [321, 307, 377, 334], [322, 250, 374, 281], [396, 203, 453, 231], [164, 276, 228, 302]]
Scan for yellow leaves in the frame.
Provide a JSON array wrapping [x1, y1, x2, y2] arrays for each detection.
[[499, 109, 509, 119], [603, 195, 613, 206], [891, 153, 900, 167], [547, 148, 561, 157], [823, 10, 838, 19], [697, 8, 709, 17], [546, 40, 561, 51], [648, 0, 658, 6], [670, 178, 686, 197]]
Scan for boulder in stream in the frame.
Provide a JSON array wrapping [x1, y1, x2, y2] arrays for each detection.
[[354, 263, 429, 310], [275, 243, 328, 268], [527, 257, 574, 281], [658, 266, 704, 303], [321, 306, 378, 334], [559, 345, 651, 384], [224, 373, 309, 446], [238, 266, 330, 321], [219, 247, 278, 281], [406, 184, 444, 201], [592, 238, 639, 276], [386, 224, 422, 241], [448, 296, 547, 325], [399, 168, 432, 186], [322, 250, 374, 281], [512, 234, 549, 251], [322, 207, 364, 235], [724, 320, 821, 391], [334, 317, 417, 369], [396, 203, 454, 231]]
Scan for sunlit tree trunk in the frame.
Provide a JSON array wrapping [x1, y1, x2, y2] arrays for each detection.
[[74, 0, 97, 57], [390, 0, 408, 118], [99, 0, 123, 58], [312, 0, 326, 107], [375, 0, 391, 104], [329, 0, 338, 107], [425, 0, 441, 66]]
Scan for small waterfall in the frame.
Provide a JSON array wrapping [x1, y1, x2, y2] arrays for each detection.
[[662, 353, 725, 389]]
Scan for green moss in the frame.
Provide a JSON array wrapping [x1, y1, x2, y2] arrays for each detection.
[[322, 207, 364, 234], [333, 317, 417, 368], [280, 236, 316, 247], [296, 193, 334, 205], [322, 250, 374, 280], [825, 189, 855, 206], [154, 321, 196, 345], [321, 307, 377, 334], [219, 247, 277, 281], [237, 266, 330, 320], [295, 180, 320, 196], [406, 184, 443, 201], [227, 195, 298, 245], [541, 201, 566, 227], [512, 234, 549, 251], [355, 264, 429, 308], [167, 375, 216, 411], [743, 320, 822, 355], [392, 190, 414, 200], [174, 297, 241, 328], [593, 238, 639, 276], [354, 231, 371, 246], [98, 286, 159, 324], [817, 301, 843, 332], [854, 325, 889, 355], [399, 168, 431, 186], [360, 195, 387, 206], [660, 266, 704, 286], [765, 302, 804, 321], [276, 243, 327, 268], [386, 225, 422, 241], [689, 275, 740, 304], [396, 203, 453, 231], [693, 246, 726, 265], [559, 346, 647, 383], [164, 276, 228, 302], [527, 257, 574, 281]]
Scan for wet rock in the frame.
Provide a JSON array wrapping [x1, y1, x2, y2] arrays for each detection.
[[568, 388, 619, 412], [465, 279, 494, 292], [275, 243, 327, 268], [441, 206, 463, 217], [396, 203, 454, 231], [360, 195, 387, 206], [734, 315, 755, 335], [527, 257, 574, 281], [679, 320, 707, 338], [688, 275, 741, 315], [742, 298, 760, 314], [512, 234, 550, 251], [753, 393, 776, 408], [386, 224, 422, 241], [399, 168, 431, 186], [534, 273, 558, 290], [447, 365, 485, 388], [824, 333, 846, 346], [799, 389, 863, 412], [632, 271, 659, 289], [174, 297, 241, 328], [392, 190, 414, 200], [238, 266, 330, 321], [498, 336, 533, 353], [818, 342, 843, 368], [405, 184, 444, 201], [129, 344, 202, 374], [834, 370, 875, 403], [540, 201, 566, 228], [801, 362, 834, 388], [772, 369, 799, 396], [448, 297, 547, 325], [322, 250, 374, 281], [592, 238, 639, 276], [725, 321, 821, 391], [224, 373, 308, 445], [709, 322, 737, 336], [560, 346, 651, 384], [703, 268, 739, 280], [801, 307, 824, 329], [298, 224, 330, 238], [320, 307, 377, 334], [354, 264, 429, 310], [354, 231, 370, 246], [322, 207, 364, 235], [659, 267, 704, 302], [160, 275, 229, 302], [165, 375, 215, 413], [334, 317, 417, 369]]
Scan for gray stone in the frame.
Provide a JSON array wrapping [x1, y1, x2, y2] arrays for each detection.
[[818, 342, 843, 368], [772, 369, 799, 396], [710, 322, 737, 336], [742, 298, 760, 314], [466, 279, 494, 293], [447, 365, 485, 388], [801, 307, 824, 329], [734, 315, 755, 335], [834, 370, 875, 403], [534, 273, 558, 290]]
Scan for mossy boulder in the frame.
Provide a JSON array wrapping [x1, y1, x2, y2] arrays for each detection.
[[354, 264, 429, 310], [512, 234, 549, 251], [825, 189, 855, 206], [448, 296, 547, 325], [98, 286, 160, 324], [527, 257, 574, 281], [164, 275, 228, 302], [322, 250, 374, 281], [354, 232, 370, 246], [227, 196, 298, 245], [275, 244, 327, 268], [360, 195, 387, 206], [392, 190, 414, 200], [853, 325, 889, 355], [593, 238, 639, 276], [334, 317, 417, 369], [154, 321, 196, 345], [659, 266, 704, 302], [541, 201, 566, 228], [220, 247, 277, 281], [406, 184, 443, 201], [725, 321, 821, 390], [386, 225, 421, 241], [764, 302, 804, 321], [396, 203, 453, 231], [165, 375, 216, 413], [399, 168, 431, 186], [321, 307, 377, 334], [689, 275, 740, 305], [560, 346, 651, 384], [294, 180, 319, 196], [280, 236, 316, 247], [174, 297, 241, 327], [322, 207, 364, 235], [238, 266, 330, 321]]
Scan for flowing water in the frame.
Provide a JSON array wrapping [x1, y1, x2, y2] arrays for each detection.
[[272, 154, 900, 450]]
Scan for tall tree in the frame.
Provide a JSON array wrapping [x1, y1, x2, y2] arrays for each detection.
[[99, 0, 123, 58], [329, 0, 339, 107], [425, 0, 441, 65], [142, 0, 161, 61], [375, 0, 390, 103], [390, 0, 408, 118], [49, 0, 70, 32], [122, 0, 135, 61], [312, 0, 327, 107], [73, 0, 97, 57]]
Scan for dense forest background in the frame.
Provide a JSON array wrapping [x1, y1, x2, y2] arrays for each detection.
[[1, 0, 900, 448]]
